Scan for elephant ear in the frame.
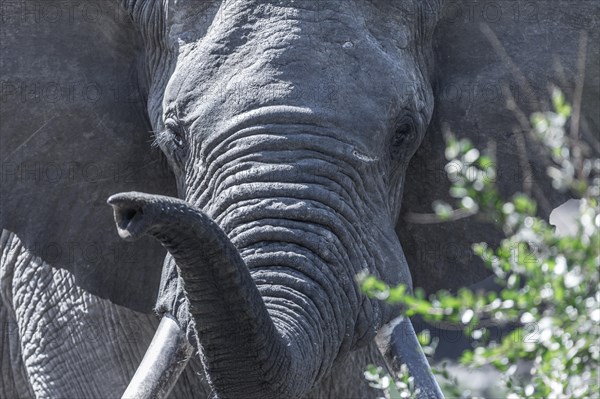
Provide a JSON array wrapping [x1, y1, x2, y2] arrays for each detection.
[[0, 2, 177, 312], [400, 0, 600, 294]]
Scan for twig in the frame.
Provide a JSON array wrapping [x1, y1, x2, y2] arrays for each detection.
[[570, 32, 588, 180], [404, 208, 477, 224], [479, 23, 537, 106], [503, 87, 552, 213]]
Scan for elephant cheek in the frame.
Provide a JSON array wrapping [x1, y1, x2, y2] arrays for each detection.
[[154, 253, 201, 355]]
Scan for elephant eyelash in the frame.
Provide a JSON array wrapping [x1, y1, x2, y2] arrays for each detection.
[[152, 121, 187, 149], [151, 130, 173, 149]]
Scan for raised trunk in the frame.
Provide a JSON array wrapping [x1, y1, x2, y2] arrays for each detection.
[[109, 125, 440, 398], [111, 0, 443, 392], [109, 192, 340, 398], [109, 180, 441, 398]]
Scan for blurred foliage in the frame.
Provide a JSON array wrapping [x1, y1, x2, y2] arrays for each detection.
[[359, 88, 599, 398]]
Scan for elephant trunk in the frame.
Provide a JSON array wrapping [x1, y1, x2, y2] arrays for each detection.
[[108, 191, 346, 398], [107, 125, 442, 397]]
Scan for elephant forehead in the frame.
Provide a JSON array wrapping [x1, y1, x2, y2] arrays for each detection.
[[160, 0, 438, 89], [163, 0, 438, 47], [162, 5, 433, 139]]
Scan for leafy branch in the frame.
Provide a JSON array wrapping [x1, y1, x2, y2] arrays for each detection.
[[360, 89, 599, 398]]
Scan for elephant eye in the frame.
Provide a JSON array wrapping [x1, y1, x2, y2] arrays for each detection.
[[392, 121, 415, 146], [389, 118, 417, 162], [396, 123, 413, 138], [164, 118, 186, 148]]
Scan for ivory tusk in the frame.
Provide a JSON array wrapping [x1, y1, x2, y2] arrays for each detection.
[[376, 316, 444, 399], [122, 314, 193, 399]]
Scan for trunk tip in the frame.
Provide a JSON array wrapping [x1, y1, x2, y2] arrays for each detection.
[[107, 192, 151, 241]]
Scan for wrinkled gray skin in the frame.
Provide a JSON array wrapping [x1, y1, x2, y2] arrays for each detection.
[[1, 0, 598, 398], [107, 1, 441, 397]]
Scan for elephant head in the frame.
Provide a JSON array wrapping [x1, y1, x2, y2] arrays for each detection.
[[109, 1, 443, 397]]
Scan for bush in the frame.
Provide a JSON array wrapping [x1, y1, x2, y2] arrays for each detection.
[[359, 89, 599, 398]]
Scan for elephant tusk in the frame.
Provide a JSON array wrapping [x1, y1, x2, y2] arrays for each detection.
[[376, 316, 445, 399], [122, 314, 193, 399]]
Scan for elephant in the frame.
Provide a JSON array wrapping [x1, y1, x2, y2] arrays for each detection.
[[1, 0, 598, 398]]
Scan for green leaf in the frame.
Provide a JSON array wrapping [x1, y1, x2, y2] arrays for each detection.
[[433, 200, 454, 220], [418, 330, 431, 346], [512, 193, 537, 215]]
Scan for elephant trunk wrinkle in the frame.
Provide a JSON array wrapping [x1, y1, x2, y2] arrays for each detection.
[[188, 123, 383, 210], [184, 146, 411, 345], [202, 182, 392, 346]]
